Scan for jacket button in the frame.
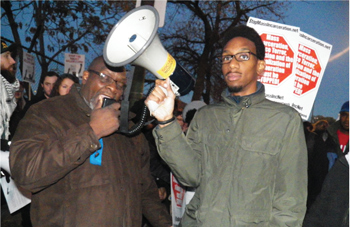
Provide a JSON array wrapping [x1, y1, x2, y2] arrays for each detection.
[[91, 144, 98, 149]]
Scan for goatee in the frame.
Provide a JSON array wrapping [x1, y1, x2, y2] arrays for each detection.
[[228, 85, 243, 94]]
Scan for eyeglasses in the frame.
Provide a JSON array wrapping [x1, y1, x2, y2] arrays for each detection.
[[221, 52, 257, 64], [88, 69, 125, 90]]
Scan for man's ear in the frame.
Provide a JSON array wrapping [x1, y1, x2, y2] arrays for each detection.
[[257, 60, 266, 76], [82, 71, 89, 85]]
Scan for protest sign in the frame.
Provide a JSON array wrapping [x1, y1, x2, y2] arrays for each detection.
[[247, 17, 332, 120], [247, 17, 300, 106], [1, 174, 31, 214], [171, 173, 186, 227], [291, 31, 332, 119], [22, 51, 35, 83], [170, 173, 195, 226], [64, 53, 85, 79]]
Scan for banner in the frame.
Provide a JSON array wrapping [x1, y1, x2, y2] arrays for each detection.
[[64, 53, 85, 79], [22, 51, 35, 83], [247, 17, 332, 120], [170, 173, 195, 226], [171, 173, 186, 227]]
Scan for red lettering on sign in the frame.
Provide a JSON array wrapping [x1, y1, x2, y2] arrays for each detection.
[[171, 175, 185, 208]]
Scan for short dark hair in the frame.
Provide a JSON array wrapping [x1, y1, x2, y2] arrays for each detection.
[[40, 71, 59, 84], [222, 25, 265, 60]]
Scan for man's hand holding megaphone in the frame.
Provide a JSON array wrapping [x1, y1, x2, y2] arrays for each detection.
[[145, 78, 176, 127]]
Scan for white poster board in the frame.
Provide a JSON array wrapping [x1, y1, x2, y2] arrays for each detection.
[[1, 175, 31, 214], [171, 173, 186, 226], [247, 17, 332, 120], [170, 172, 195, 226], [22, 51, 35, 83], [247, 17, 300, 106], [64, 53, 85, 79], [291, 31, 332, 119]]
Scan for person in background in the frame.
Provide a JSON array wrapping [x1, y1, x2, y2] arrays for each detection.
[[312, 119, 329, 141], [174, 109, 185, 132], [145, 25, 307, 226], [1, 38, 32, 227], [30, 71, 59, 102], [36, 71, 59, 100], [50, 73, 80, 97], [303, 121, 317, 157], [305, 121, 337, 210], [22, 71, 59, 115], [0, 37, 19, 174], [303, 153, 349, 227], [9, 81, 28, 139], [327, 101, 349, 155], [305, 102, 348, 212], [10, 56, 172, 226], [181, 100, 207, 134]]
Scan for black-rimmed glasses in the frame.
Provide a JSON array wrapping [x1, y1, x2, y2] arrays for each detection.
[[221, 52, 257, 64]]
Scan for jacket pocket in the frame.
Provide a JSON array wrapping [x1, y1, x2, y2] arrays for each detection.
[[232, 137, 281, 212], [68, 161, 111, 190]]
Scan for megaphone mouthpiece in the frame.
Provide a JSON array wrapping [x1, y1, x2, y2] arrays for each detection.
[[104, 6, 159, 68]]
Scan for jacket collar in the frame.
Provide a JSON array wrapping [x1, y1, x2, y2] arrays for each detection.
[[70, 84, 92, 115], [221, 82, 266, 109]]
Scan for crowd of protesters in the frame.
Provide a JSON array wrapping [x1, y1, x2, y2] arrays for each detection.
[[1, 23, 349, 227]]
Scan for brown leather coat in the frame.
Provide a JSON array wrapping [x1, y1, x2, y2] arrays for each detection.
[[10, 86, 171, 226]]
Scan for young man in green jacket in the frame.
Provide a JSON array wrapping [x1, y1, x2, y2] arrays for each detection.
[[145, 25, 307, 226]]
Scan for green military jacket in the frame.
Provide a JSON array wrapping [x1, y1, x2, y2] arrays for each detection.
[[154, 84, 307, 226]]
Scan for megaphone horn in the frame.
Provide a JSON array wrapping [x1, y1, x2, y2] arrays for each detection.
[[103, 5, 195, 97]]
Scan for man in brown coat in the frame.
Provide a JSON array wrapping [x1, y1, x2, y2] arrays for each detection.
[[10, 56, 172, 226]]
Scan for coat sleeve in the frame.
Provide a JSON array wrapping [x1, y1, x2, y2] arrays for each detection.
[[9, 105, 100, 193], [270, 112, 308, 226], [153, 118, 202, 187], [139, 134, 172, 227]]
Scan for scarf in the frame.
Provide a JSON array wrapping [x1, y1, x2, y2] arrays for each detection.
[[0, 74, 20, 140]]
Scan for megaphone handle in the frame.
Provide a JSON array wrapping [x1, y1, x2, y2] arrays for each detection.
[[148, 86, 168, 114]]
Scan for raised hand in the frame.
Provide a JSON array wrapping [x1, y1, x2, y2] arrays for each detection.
[[145, 78, 176, 124]]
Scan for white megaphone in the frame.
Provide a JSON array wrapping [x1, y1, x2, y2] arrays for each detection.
[[103, 5, 195, 112]]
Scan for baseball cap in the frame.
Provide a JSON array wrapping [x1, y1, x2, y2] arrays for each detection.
[[339, 101, 349, 113], [1, 38, 17, 54]]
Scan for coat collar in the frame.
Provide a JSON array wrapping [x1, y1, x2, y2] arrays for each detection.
[[70, 84, 92, 115], [221, 82, 266, 109]]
